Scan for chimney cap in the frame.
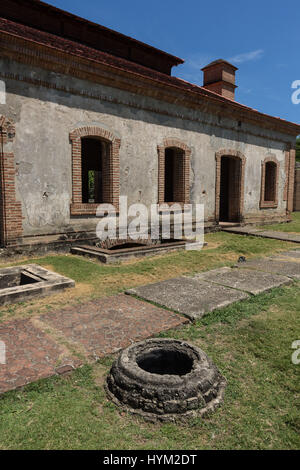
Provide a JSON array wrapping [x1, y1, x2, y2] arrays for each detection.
[[201, 59, 238, 72]]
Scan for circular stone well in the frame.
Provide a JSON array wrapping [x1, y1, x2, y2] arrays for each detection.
[[105, 338, 227, 422]]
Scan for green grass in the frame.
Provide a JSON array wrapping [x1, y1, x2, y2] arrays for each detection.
[[259, 212, 300, 233], [0, 283, 299, 450], [0, 230, 299, 449], [0, 231, 296, 324]]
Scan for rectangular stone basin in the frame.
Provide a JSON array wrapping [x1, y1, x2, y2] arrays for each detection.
[[0, 264, 75, 306], [71, 240, 202, 264]]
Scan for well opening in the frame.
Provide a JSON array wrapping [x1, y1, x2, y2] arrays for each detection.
[[106, 339, 227, 422], [137, 348, 193, 376], [0, 271, 40, 289], [20, 272, 40, 286], [0, 265, 75, 306]]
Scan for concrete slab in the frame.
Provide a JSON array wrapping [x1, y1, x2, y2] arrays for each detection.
[[237, 258, 300, 280], [257, 231, 300, 243], [222, 226, 300, 243], [194, 267, 292, 295], [0, 264, 75, 306], [127, 277, 249, 321], [270, 251, 300, 260], [222, 226, 260, 235]]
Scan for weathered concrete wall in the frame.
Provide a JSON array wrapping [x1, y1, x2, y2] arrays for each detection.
[[294, 163, 300, 211], [0, 58, 294, 238]]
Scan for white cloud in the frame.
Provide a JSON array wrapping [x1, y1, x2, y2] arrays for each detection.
[[183, 53, 214, 70], [175, 53, 214, 84], [228, 49, 264, 64]]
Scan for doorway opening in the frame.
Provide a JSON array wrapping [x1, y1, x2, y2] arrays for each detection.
[[219, 156, 242, 222]]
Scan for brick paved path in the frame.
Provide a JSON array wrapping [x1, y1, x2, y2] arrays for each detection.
[[0, 295, 187, 394]]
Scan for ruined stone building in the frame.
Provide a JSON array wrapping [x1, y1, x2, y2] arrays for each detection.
[[0, 0, 299, 249]]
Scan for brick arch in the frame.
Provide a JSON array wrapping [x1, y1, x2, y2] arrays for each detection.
[[260, 155, 280, 209], [0, 115, 23, 246], [157, 139, 191, 204], [69, 126, 120, 143], [215, 149, 246, 222], [69, 126, 121, 215]]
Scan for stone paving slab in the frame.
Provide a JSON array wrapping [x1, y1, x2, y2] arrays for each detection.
[[270, 250, 300, 260], [223, 226, 300, 243], [257, 231, 300, 243], [237, 258, 300, 280], [0, 319, 81, 394], [127, 277, 249, 321], [194, 267, 292, 295], [223, 226, 260, 235], [39, 294, 187, 360]]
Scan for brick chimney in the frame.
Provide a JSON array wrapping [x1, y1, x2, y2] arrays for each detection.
[[201, 59, 238, 100]]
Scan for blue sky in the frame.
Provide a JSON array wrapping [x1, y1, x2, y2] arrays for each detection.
[[46, 0, 299, 124]]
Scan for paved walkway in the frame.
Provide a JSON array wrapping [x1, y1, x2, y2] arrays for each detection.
[[127, 250, 299, 320], [0, 250, 299, 394], [222, 226, 300, 243], [0, 295, 187, 394]]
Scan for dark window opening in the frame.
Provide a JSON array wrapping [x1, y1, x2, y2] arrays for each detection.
[[264, 162, 277, 202], [81, 138, 103, 204], [164, 148, 185, 203]]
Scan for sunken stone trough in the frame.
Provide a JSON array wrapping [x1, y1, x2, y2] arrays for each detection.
[[105, 338, 227, 422], [0, 264, 75, 306], [71, 239, 198, 264]]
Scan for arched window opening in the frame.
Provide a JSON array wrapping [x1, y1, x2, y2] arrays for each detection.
[[264, 161, 277, 202], [70, 126, 120, 216], [164, 147, 185, 203], [81, 137, 111, 204], [260, 157, 279, 209]]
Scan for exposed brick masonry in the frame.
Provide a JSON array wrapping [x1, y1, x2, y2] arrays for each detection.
[[0, 115, 23, 245], [69, 126, 121, 216], [260, 156, 279, 209], [157, 139, 191, 205]]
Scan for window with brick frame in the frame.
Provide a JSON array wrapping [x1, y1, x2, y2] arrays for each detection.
[[69, 127, 120, 216], [157, 139, 191, 205], [260, 156, 279, 209]]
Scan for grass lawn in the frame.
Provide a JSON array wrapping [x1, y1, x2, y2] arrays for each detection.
[[260, 212, 300, 233], [0, 230, 299, 449], [0, 282, 299, 450], [0, 230, 297, 324]]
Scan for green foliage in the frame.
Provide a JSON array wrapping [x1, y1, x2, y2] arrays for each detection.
[[88, 170, 95, 202]]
